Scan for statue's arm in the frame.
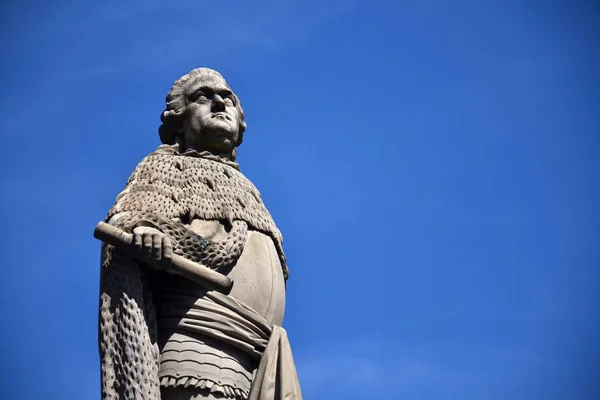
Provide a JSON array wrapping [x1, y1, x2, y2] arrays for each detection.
[[104, 155, 247, 272], [105, 210, 212, 267]]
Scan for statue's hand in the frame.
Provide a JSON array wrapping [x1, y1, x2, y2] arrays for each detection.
[[132, 226, 173, 272]]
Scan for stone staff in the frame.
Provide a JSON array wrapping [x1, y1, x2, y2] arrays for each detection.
[[94, 221, 233, 294]]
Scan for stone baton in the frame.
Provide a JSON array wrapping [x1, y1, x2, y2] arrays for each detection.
[[94, 221, 233, 294]]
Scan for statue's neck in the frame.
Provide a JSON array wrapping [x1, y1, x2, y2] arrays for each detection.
[[175, 136, 236, 162], [158, 144, 240, 170]]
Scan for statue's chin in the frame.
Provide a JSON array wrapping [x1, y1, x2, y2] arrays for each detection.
[[195, 138, 235, 155]]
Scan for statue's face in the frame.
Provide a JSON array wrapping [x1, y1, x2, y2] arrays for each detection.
[[181, 76, 241, 154]]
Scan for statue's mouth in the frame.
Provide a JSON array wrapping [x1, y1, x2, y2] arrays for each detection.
[[212, 112, 231, 121]]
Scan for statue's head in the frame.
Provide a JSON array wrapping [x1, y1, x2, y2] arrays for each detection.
[[159, 68, 246, 160]]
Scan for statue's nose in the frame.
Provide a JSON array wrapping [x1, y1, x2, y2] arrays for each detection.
[[213, 94, 225, 108]]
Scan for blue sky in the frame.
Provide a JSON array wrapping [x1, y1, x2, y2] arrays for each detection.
[[1, 1, 599, 399]]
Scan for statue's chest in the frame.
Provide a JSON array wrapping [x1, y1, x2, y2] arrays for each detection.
[[139, 154, 259, 202], [187, 218, 286, 325], [141, 154, 280, 237]]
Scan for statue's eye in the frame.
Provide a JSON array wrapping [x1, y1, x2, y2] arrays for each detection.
[[192, 91, 209, 102], [224, 96, 235, 106]]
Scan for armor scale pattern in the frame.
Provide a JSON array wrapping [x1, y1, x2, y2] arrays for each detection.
[[99, 145, 288, 400]]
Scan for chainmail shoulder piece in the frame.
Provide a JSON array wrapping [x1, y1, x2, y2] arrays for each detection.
[[107, 144, 288, 278]]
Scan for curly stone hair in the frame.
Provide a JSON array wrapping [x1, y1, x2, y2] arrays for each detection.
[[158, 68, 247, 157]]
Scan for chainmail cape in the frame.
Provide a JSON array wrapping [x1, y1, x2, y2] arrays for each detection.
[[99, 144, 288, 400]]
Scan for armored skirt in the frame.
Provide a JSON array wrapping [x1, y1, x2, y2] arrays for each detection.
[[150, 225, 287, 400]]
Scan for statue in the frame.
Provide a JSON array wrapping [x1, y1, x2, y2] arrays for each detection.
[[96, 68, 302, 400]]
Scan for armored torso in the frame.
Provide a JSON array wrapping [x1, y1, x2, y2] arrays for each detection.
[[103, 144, 288, 399]]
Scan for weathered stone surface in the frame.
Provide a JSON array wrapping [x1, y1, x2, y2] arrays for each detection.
[[98, 68, 301, 400]]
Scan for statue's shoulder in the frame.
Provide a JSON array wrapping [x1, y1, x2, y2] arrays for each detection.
[[120, 144, 177, 186], [152, 144, 179, 156], [137, 144, 179, 164], [131, 144, 178, 168]]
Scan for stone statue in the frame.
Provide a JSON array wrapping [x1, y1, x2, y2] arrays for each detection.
[[96, 68, 302, 400]]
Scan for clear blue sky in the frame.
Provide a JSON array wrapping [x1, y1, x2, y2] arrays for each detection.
[[1, 1, 598, 399]]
